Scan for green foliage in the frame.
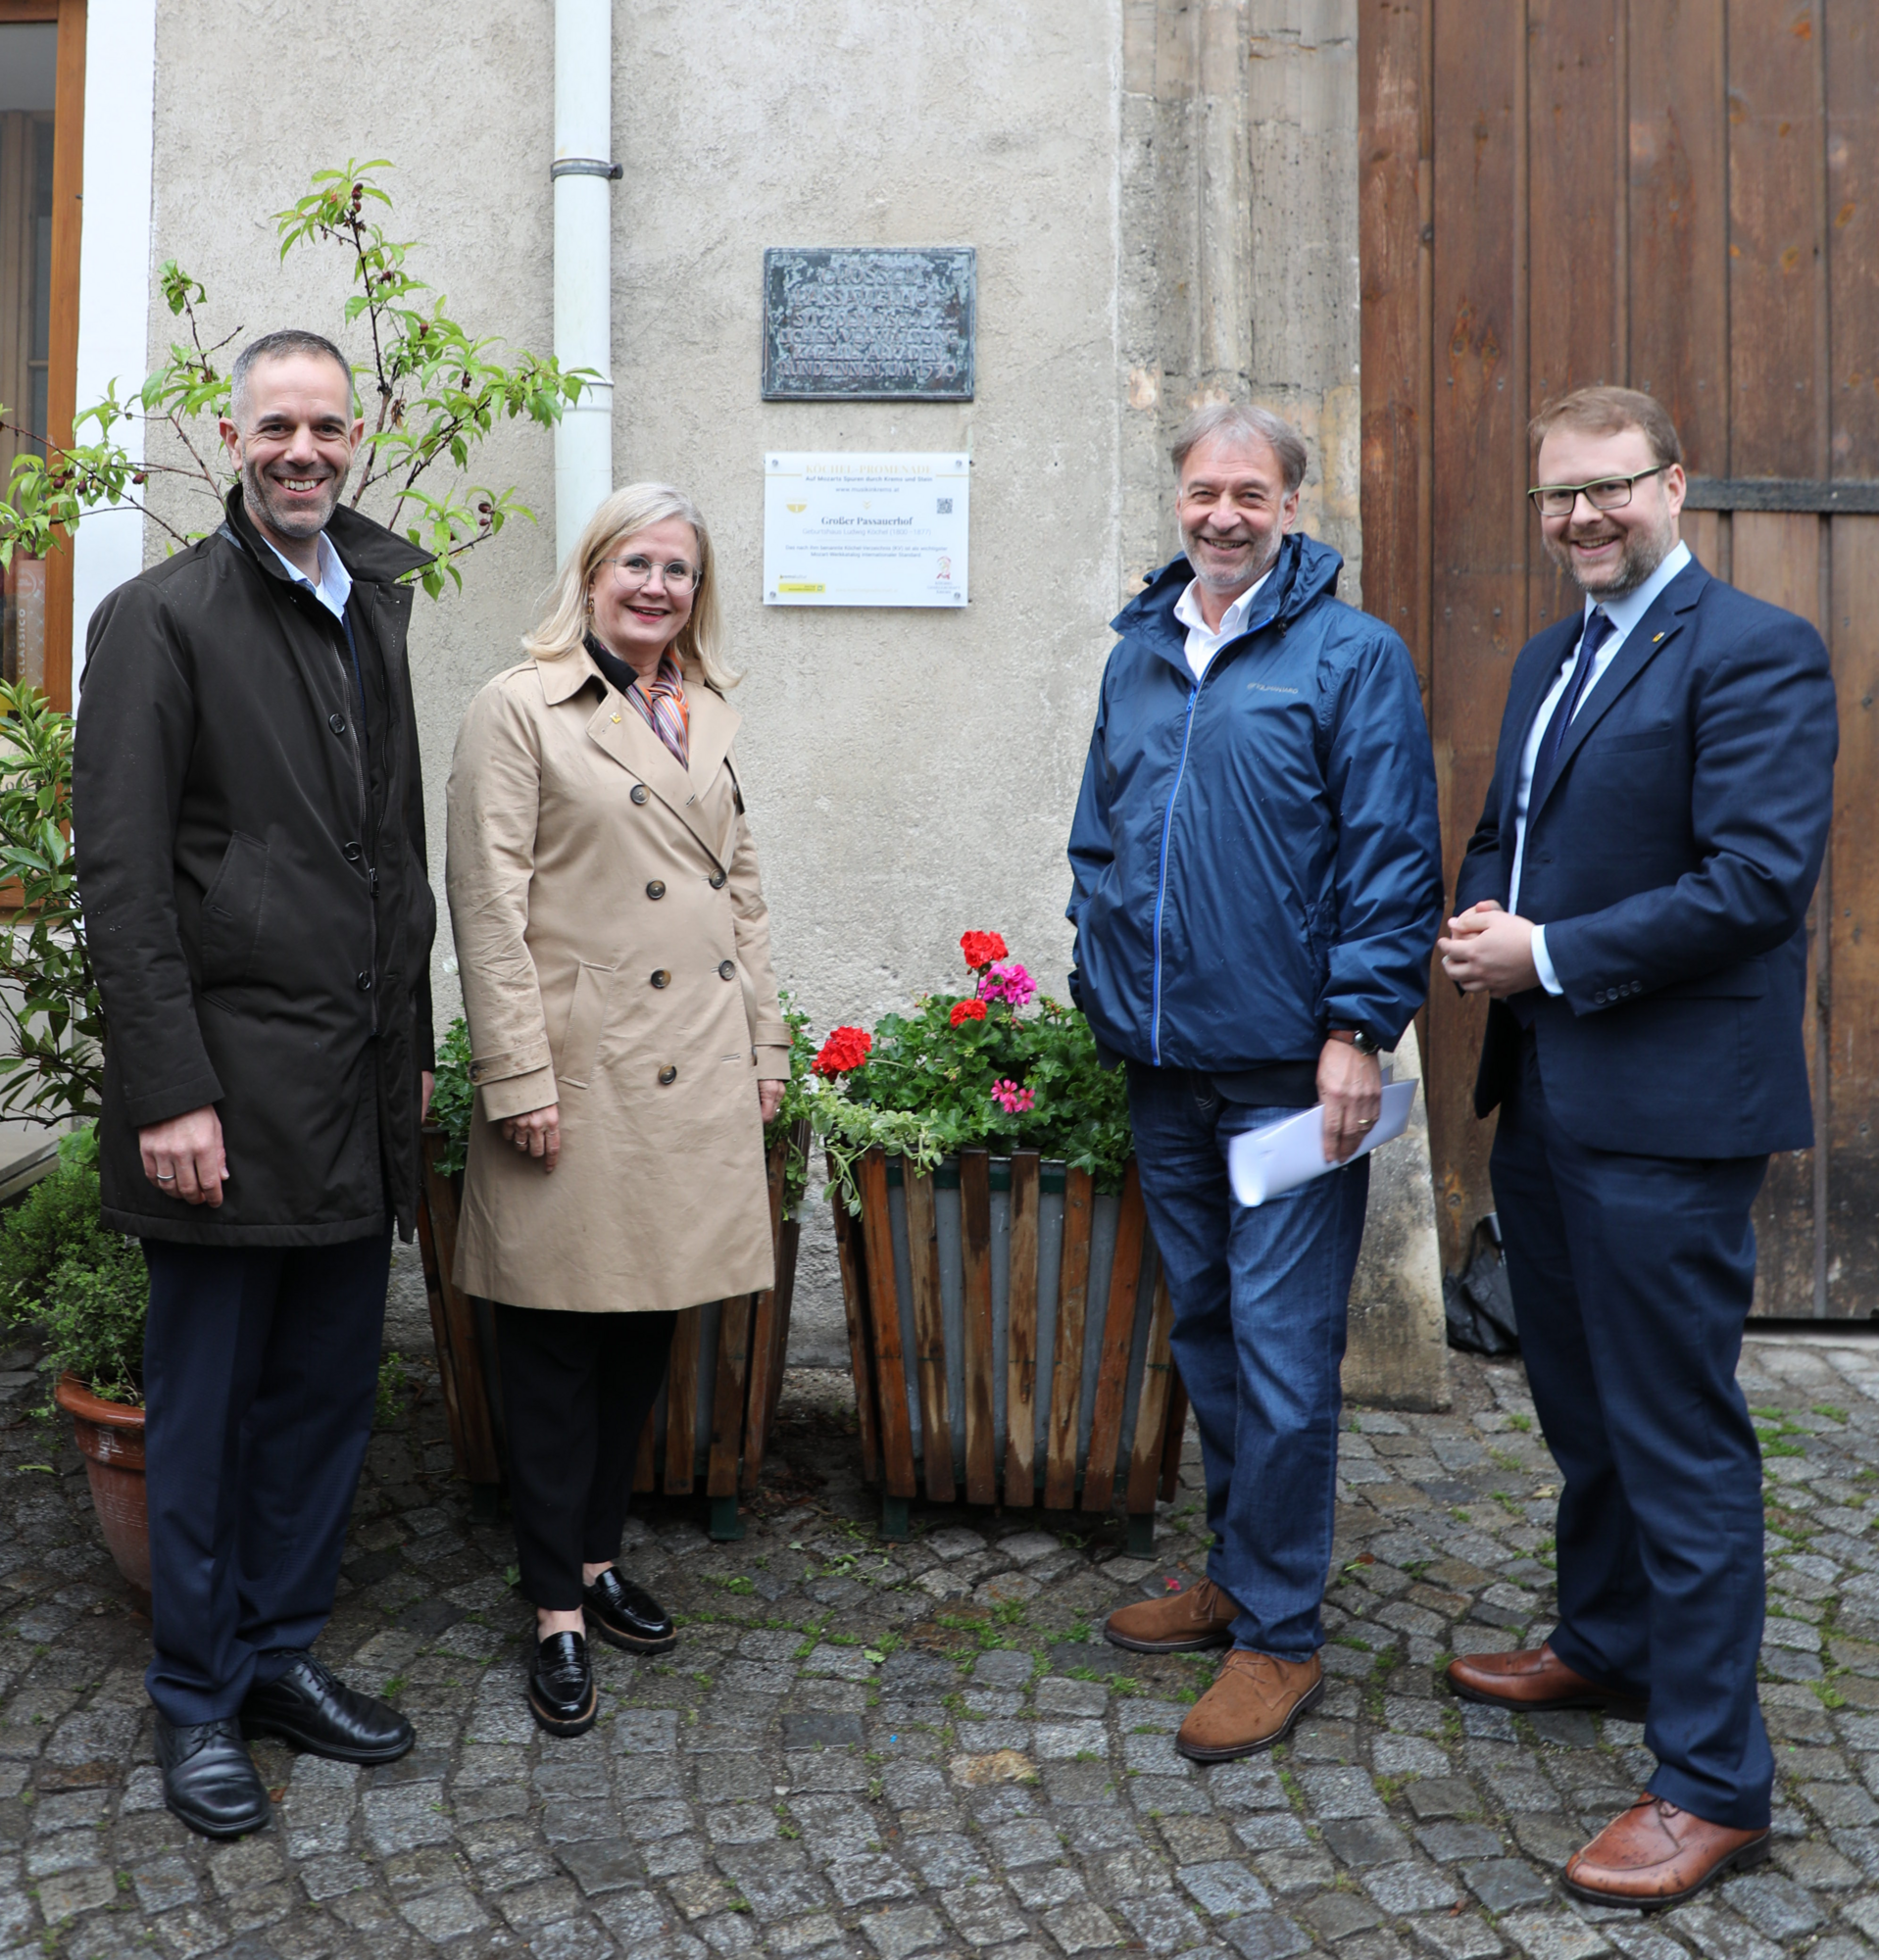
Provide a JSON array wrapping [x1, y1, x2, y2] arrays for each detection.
[[375, 1352, 407, 1428], [807, 954, 1131, 1214], [427, 1016, 475, 1179], [1, 1126, 146, 1405], [1, 160, 589, 596], [764, 996, 818, 1219], [0, 683, 101, 1125]]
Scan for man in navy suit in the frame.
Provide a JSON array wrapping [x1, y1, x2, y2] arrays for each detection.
[[1437, 386, 1835, 1908]]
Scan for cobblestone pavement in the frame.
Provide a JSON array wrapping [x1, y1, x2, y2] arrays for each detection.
[[4, 1335, 1879, 1960]]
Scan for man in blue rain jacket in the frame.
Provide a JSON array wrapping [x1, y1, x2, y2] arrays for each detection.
[[1068, 403, 1442, 1762]]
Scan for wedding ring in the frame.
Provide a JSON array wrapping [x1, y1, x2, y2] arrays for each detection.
[[156, 1172, 175, 1181], [1358, 1119, 1375, 1130]]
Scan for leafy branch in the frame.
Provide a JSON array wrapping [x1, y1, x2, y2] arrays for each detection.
[[0, 682, 102, 1126], [0, 159, 592, 600]]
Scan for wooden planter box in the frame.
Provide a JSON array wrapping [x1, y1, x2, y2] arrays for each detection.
[[415, 1119, 809, 1542], [831, 1148, 1187, 1553]]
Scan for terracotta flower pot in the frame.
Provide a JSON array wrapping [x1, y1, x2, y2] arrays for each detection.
[[53, 1372, 150, 1608]]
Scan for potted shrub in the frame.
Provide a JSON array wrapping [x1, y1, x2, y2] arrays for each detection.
[[0, 1125, 152, 1602], [415, 1007, 816, 1542], [807, 933, 1186, 1550]]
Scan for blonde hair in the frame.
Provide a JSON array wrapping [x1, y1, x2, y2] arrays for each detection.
[[522, 481, 737, 689]]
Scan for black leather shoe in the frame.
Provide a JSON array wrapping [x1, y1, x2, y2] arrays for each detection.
[[155, 1714, 271, 1838], [240, 1651, 415, 1765], [583, 1567, 678, 1655], [528, 1631, 598, 1737]]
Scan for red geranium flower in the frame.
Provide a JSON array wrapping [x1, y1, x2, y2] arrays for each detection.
[[949, 999, 988, 1028], [814, 1026, 872, 1077], [960, 929, 1009, 972]]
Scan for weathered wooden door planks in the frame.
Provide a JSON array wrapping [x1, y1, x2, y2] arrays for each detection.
[[1360, 0, 1878, 1314]]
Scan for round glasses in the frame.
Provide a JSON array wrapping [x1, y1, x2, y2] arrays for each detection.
[[601, 554, 699, 590], [1527, 466, 1668, 519]]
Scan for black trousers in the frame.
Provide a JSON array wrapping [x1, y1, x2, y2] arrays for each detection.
[[493, 1303, 677, 1610], [142, 1235, 390, 1724]]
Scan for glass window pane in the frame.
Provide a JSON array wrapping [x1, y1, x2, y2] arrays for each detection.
[[1, 20, 58, 690]]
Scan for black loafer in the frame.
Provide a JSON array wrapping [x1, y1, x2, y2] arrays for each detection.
[[240, 1651, 415, 1765], [528, 1631, 598, 1737], [583, 1567, 677, 1655], [156, 1714, 271, 1838]]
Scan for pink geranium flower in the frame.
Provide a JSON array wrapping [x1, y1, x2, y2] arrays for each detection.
[[992, 1079, 1035, 1115], [976, 960, 1036, 1009]]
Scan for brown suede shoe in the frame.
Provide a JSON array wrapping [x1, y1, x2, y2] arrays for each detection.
[[1563, 1794, 1769, 1908], [1176, 1649, 1324, 1762], [1105, 1577, 1238, 1654], [1446, 1642, 1647, 1721]]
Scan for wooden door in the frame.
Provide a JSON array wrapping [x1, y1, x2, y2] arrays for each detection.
[[1360, 0, 1879, 1315]]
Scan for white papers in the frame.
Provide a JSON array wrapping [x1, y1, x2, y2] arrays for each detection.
[[763, 452, 969, 607], [1227, 1081, 1418, 1207]]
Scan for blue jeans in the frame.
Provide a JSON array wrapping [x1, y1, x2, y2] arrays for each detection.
[[1127, 1064, 1369, 1659]]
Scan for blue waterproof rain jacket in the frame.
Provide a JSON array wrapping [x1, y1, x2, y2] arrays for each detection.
[[1066, 533, 1443, 1070]]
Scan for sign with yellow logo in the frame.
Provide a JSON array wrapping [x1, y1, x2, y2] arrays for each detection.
[[763, 453, 970, 609]]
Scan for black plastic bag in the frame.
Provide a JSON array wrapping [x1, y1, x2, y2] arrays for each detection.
[[1444, 1214, 1521, 1355]]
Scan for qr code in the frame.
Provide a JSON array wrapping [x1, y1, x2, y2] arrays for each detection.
[[936, 498, 953, 514]]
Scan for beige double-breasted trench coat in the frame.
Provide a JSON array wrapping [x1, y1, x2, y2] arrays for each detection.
[[445, 644, 788, 1313]]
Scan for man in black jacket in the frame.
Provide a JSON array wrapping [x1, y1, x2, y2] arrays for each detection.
[[74, 330, 437, 1837]]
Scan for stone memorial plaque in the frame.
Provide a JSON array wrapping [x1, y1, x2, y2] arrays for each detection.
[[763, 247, 975, 402]]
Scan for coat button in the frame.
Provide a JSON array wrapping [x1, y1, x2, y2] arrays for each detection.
[[646, 880, 666, 900], [651, 969, 669, 989], [329, 712, 347, 734], [718, 959, 736, 981], [356, 972, 373, 993], [343, 841, 363, 861], [709, 872, 726, 890], [658, 1065, 677, 1086], [630, 784, 649, 805], [470, 1063, 482, 1080]]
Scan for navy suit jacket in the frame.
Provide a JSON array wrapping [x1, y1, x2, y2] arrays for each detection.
[[1456, 556, 1836, 1159]]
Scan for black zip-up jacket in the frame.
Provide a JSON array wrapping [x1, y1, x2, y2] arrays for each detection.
[[74, 487, 436, 1245]]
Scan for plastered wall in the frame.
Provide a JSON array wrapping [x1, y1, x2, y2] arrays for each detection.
[[133, 0, 1441, 1398]]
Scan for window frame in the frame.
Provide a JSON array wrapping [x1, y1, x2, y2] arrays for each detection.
[[1, 0, 84, 711]]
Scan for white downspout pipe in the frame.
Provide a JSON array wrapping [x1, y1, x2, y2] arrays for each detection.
[[553, 0, 617, 562]]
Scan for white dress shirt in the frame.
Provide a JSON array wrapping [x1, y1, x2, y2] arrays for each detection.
[[1173, 564, 1275, 681], [259, 527, 353, 622], [1513, 539, 1691, 993]]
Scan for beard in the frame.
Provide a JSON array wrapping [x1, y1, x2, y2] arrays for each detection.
[[1546, 511, 1676, 599], [240, 456, 343, 540], [1185, 525, 1283, 596]]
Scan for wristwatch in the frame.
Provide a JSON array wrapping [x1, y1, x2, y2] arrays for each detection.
[[1327, 1028, 1380, 1056]]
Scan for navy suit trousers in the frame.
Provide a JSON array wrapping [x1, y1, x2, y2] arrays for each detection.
[[1491, 1030, 1772, 1828], [141, 1235, 390, 1725]]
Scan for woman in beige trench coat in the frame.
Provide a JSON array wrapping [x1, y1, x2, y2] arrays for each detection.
[[445, 482, 787, 1738]]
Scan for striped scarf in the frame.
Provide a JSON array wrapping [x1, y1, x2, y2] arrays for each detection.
[[628, 652, 690, 768]]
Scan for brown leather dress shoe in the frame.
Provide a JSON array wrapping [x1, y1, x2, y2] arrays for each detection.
[[1446, 1642, 1647, 1721], [1176, 1649, 1324, 1762], [1105, 1577, 1238, 1654], [1564, 1793, 1769, 1908]]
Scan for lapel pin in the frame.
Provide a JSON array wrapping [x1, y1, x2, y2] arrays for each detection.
[[1653, 632, 1664, 643], [611, 712, 620, 722]]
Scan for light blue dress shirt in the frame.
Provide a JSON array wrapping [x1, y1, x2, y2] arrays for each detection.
[[259, 528, 352, 622]]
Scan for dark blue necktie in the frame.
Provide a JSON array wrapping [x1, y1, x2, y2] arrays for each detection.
[[1531, 606, 1612, 804]]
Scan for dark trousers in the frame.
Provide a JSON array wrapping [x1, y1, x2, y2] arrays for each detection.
[[494, 1303, 677, 1611], [1491, 1030, 1772, 1829], [141, 1235, 390, 1725], [1126, 1064, 1369, 1659]]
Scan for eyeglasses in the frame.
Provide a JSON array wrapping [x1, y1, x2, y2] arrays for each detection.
[[1527, 466, 1668, 518], [601, 554, 699, 590]]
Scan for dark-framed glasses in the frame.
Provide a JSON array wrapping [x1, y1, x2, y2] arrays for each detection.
[[1527, 466, 1668, 518], [602, 553, 699, 590]]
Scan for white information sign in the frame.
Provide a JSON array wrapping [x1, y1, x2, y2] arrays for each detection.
[[764, 452, 968, 608]]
